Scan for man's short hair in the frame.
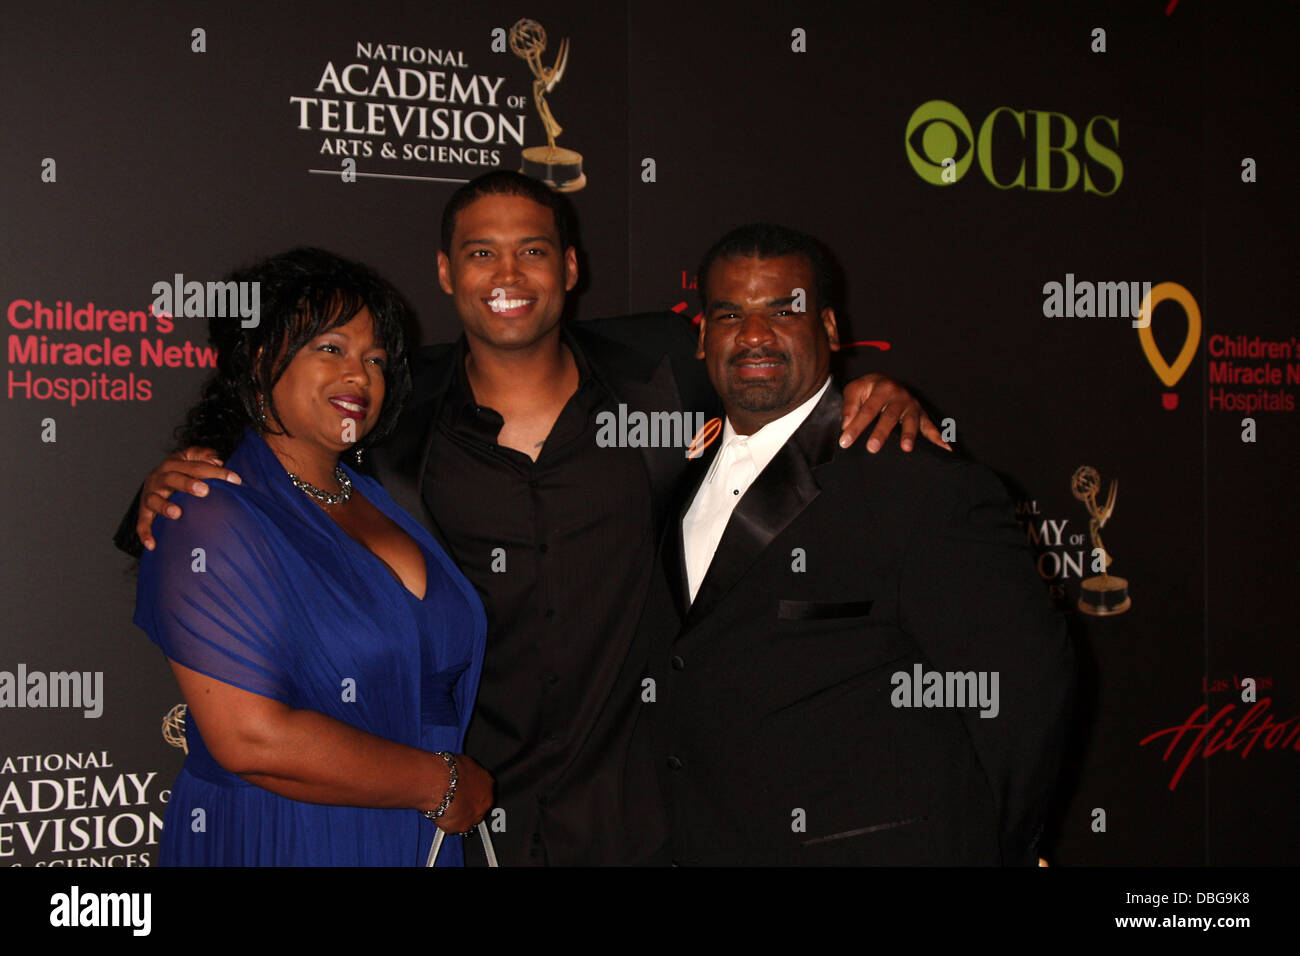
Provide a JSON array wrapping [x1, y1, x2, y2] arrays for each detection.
[[440, 170, 575, 254], [697, 223, 839, 313]]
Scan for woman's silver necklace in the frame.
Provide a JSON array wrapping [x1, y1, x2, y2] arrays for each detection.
[[288, 466, 352, 506]]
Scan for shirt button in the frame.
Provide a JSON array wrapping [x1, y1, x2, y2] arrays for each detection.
[[544, 608, 556, 620], [529, 479, 538, 488], [537, 792, 550, 806], [667, 756, 683, 770], [670, 655, 685, 671], [733, 489, 740, 495], [538, 543, 549, 554], [547, 674, 559, 685], [533, 833, 542, 844]]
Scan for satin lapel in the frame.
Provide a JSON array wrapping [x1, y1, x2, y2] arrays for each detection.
[[682, 384, 844, 631]]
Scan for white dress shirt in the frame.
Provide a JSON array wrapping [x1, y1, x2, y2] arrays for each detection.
[[682, 377, 832, 603]]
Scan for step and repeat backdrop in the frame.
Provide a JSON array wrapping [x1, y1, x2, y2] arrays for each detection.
[[1, 1, 1295, 867]]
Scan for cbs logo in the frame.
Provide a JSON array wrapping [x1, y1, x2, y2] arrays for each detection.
[[905, 99, 1122, 195]]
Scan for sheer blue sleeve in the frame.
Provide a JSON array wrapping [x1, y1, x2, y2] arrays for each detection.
[[133, 486, 295, 703]]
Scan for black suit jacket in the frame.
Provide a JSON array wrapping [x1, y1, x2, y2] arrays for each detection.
[[640, 383, 1074, 865]]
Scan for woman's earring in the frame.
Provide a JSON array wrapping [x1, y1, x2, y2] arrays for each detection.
[[353, 445, 364, 465]]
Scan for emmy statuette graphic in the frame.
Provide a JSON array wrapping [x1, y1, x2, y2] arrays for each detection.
[[1070, 465, 1132, 616], [162, 703, 189, 753], [510, 18, 586, 192]]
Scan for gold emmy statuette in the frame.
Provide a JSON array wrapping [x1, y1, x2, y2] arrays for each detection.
[[1070, 466, 1132, 616], [510, 18, 586, 192]]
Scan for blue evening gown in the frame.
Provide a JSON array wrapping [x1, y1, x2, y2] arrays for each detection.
[[134, 428, 486, 865]]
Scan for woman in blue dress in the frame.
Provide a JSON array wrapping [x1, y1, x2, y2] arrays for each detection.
[[134, 248, 491, 865]]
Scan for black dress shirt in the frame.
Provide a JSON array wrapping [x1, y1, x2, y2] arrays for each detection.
[[423, 330, 664, 865]]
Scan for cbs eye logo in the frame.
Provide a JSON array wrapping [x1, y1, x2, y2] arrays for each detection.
[[905, 100, 976, 185], [905, 99, 1122, 195]]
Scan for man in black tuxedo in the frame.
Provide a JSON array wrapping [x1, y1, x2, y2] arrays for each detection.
[[117, 173, 941, 865], [642, 223, 1074, 865]]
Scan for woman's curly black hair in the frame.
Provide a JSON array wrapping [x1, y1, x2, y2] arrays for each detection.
[[173, 247, 414, 460]]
